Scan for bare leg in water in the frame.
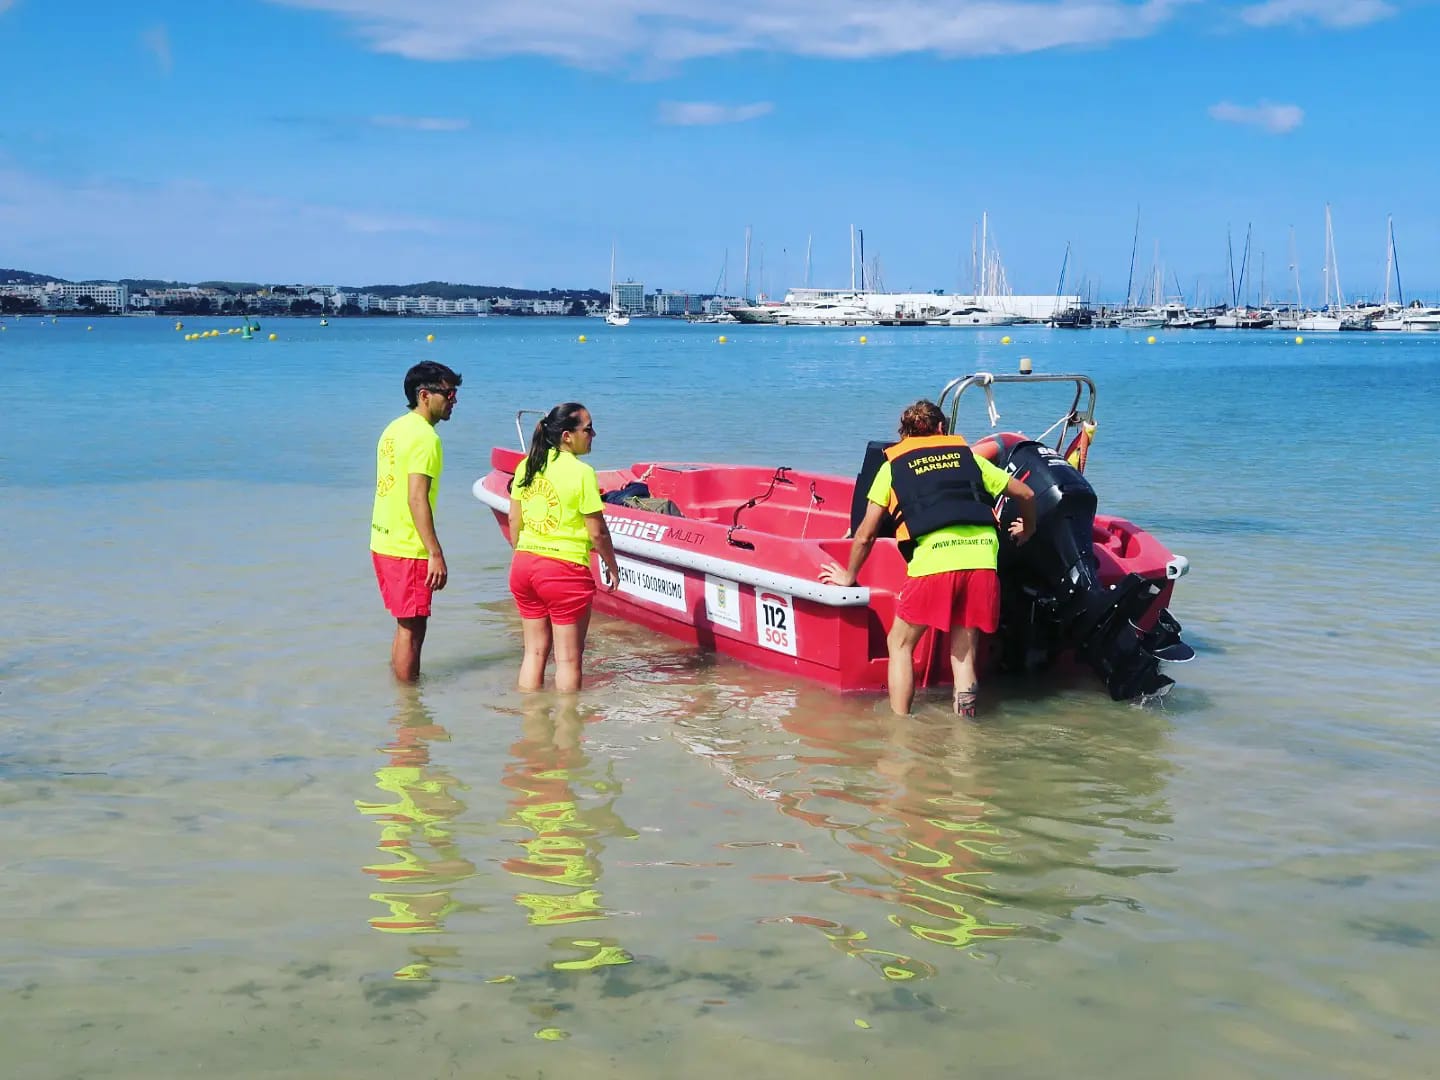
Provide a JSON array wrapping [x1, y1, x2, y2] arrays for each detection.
[[949, 625, 980, 717]]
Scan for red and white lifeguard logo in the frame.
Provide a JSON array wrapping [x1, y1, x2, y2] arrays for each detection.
[[756, 591, 796, 656], [519, 475, 563, 534]]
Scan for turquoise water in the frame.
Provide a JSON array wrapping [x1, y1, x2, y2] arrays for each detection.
[[2, 315, 1437, 1078]]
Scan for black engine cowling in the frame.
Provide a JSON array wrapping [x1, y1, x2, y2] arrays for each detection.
[[993, 441, 1188, 700]]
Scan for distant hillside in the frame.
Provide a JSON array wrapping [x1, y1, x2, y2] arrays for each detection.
[[1, 268, 606, 299], [351, 281, 607, 301], [0, 269, 64, 285]]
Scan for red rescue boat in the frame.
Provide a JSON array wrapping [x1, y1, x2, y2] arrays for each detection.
[[474, 373, 1193, 699]]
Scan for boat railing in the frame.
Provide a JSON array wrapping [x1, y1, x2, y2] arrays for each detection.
[[513, 408, 546, 451], [937, 372, 1097, 453]]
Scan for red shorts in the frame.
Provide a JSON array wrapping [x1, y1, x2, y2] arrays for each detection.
[[896, 568, 1000, 633], [509, 551, 596, 625], [373, 552, 432, 619]]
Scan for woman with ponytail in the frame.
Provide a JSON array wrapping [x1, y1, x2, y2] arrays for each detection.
[[508, 402, 619, 691]]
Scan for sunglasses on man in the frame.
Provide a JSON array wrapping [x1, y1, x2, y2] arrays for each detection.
[[421, 385, 458, 402]]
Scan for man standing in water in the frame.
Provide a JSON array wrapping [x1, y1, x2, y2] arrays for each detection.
[[371, 361, 462, 682], [820, 400, 1035, 717]]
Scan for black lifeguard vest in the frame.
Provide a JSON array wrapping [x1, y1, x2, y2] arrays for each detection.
[[883, 435, 996, 542]]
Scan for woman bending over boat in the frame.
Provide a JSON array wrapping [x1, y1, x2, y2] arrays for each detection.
[[508, 403, 620, 692], [820, 400, 1036, 717]]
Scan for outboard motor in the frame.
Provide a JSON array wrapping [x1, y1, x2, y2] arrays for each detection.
[[993, 441, 1191, 700]]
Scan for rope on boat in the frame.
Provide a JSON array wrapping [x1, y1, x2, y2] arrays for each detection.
[[799, 481, 825, 541]]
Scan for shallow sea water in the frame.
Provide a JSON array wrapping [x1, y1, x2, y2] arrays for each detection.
[[1, 316, 1437, 1078]]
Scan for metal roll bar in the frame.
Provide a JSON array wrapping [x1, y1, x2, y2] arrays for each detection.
[[514, 409, 545, 450], [937, 372, 1097, 453]]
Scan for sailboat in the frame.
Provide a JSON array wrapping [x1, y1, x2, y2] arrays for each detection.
[[1299, 205, 1372, 331], [605, 243, 631, 326]]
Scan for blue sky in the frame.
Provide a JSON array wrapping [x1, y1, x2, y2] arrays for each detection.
[[2, 0, 1437, 302]]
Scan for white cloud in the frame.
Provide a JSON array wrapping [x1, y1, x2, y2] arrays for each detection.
[[264, 0, 1192, 66], [0, 0, 17, 13], [1208, 100, 1304, 133], [658, 100, 773, 125], [141, 24, 173, 75], [368, 114, 470, 131], [1239, 0, 1395, 27]]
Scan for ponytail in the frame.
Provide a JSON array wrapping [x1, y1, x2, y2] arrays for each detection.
[[516, 402, 587, 489]]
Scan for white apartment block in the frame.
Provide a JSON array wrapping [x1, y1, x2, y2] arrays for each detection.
[[611, 281, 644, 313], [42, 282, 130, 311]]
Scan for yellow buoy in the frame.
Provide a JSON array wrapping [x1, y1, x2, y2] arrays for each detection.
[[268, 332, 278, 341], [859, 335, 867, 344], [426, 333, 435, 342], [1146, 335, 1156, 345], [87, 326, 93, 331], [1295, 335, 1304, 345], [578, 334, 587, 343], [175, 322, 184, 331], [1001, 335, 1011, 345], [717, 335, 727, 344]]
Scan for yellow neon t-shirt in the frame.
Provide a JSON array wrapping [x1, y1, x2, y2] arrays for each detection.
[[866, 456, 1009, 577], [371, 411, 443, 559], [513, 450, 603, 568]]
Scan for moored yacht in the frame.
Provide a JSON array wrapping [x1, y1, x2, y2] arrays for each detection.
[[1118, 308, 1166, 329], [1373, 301, 1440, 331], [925, 305, 1018, 327]]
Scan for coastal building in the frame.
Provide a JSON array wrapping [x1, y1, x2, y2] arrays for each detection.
[[44, 282, 130, 311], [651, 291, 698, 316], [611, 280, 644, 314]]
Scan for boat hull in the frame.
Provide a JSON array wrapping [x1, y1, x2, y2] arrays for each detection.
[[476, 446, 1182, 695]]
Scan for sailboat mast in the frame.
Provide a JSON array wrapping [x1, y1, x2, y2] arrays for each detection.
[[804, 233, 812, 289], [858, 229, 865, 292], [1227, 226, 1236, 309], [970, 224, 978, 296], [981, 212, 989, 296], [1289, 225, 1301, 311], [849, 224, 856, 292], [1327, 204, 1346, 309], [743, 225, 752, 303], [1383, 215, 1393, 307], [1391, 217, 1405, 307], [1236, 225, 1251, 310], [1125, 207, 1140, 308]]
